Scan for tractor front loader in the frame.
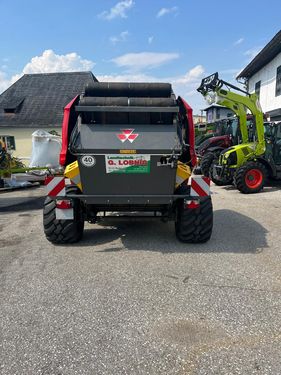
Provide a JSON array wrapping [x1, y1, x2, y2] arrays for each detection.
[[197, 72, 269, 193], [197, 95, 248, 184]]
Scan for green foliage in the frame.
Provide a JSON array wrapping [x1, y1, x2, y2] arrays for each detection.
[[48, 129, 61, 136], [0, 151, 25, 176]]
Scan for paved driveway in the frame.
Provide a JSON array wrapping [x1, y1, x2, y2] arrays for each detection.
[[0, 184, 280, 374]]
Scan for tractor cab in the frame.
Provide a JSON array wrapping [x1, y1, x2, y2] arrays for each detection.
[[264, 121, 281, 166], [196, 117, 239, 157], [225, 117, 240, 143]]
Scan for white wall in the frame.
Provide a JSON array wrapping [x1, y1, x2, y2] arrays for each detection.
[[0, 127, 61, 162], [248, 52, 281, 113]]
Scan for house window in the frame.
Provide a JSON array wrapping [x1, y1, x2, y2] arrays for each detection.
[[276, 124, 281, 140], [216, 107, 220, 119], [3, 97, 24, 114], [255, 80, 261, 98], [0, 136, 16, 150], [4, 108, 16, 114], [276, 66, 281, 97], [207, 110, 212, 123]]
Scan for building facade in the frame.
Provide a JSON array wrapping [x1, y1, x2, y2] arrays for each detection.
[[193, 114, 206, 124], [0, 71, 97, 158], [237, 30, 281, 121], [203, 104, 235, 124]]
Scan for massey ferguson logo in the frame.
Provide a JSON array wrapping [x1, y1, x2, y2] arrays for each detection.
[[117, 129, 139, 143]]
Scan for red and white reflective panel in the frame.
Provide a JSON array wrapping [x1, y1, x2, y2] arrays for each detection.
[[45, 176, 65, 197], [190, 176, 210, 197], [117, 129, 139, 143]]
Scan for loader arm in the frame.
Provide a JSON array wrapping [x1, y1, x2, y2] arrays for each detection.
[[198, 73, 265, 155], [216, 99, 248, 143]]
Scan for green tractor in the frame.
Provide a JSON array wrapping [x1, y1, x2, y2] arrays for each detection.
[[197, 72, 281, 193], [197, 100, 249, 184]]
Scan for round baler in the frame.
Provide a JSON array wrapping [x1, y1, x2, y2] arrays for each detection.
[[43, 82, 213, 244]]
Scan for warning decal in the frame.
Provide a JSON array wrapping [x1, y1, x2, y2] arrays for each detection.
[[105, 154, 150, 174]]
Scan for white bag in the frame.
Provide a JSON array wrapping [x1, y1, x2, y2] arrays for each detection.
[[29, 130, 62, 168]]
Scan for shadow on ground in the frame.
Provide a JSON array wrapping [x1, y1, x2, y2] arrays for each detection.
[[73, 209, 268, 254], [0, 197, 45, 213], [221, 179, 281, 193]]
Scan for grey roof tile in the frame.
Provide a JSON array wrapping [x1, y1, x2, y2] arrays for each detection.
[[0, 71, 97, 128]]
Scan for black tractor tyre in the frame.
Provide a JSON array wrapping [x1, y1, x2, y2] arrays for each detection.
[[201, 152, 215, 177], [234, 161, 268, 194], [175, 196, 213, 243], [43, 186, 84, 244], [210, 161, 233, 186]]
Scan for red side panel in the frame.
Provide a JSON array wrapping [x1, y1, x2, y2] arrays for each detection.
[[59, 96, 79, 166], [178, 96, 196, 167]]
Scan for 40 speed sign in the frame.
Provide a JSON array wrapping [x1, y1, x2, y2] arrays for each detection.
[[81, 155, 96, 167]]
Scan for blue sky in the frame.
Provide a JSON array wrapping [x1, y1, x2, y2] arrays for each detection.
[[0, 0, 280, 113]]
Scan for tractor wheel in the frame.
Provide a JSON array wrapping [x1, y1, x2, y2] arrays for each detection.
[[201, 152, 215, 177], [210, 161, 233, 186], [234, 161, 267, 194], [175, 196, 213, 243], [43, 186, 84, 244]]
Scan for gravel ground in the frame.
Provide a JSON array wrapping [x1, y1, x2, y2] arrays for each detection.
[[0, 183, 281, 375]]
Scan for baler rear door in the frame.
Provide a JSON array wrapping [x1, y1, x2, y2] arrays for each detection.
[[72, 124, 181, 196]]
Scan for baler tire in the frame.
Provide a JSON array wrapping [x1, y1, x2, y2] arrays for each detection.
[[175, 196, 213, 243], [234, 161, 267, 194], [201, 152, 215, 177], [43, 186, 84, 244]]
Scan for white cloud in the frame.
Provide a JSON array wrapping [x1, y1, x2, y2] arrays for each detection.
[[99, 0, 134, 20], [148, 36, 154, 44], [233, 37, 244, 46], [98, 65, 204, 90], [156, 6, 178, 18], [0, 71, 12, 93], [244, 46, 263, 61], [111, 52, 180, 71], [172, 65, 204, 85], [21, 49, 94, 74], [97, 64, 206, 112], [0, 62, 206, 112], [220, 68, 241, 77], [0, 49, 95, 94], [171, 65, 205, 99], [97, 72, 157, 83], [110, 31, 129, 44]]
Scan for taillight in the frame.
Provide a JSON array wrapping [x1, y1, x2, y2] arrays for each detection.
[[56, 199, 72, 209], [185, 200, 200, 209]]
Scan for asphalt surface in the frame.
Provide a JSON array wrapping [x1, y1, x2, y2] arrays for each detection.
[[0, 184, 281, 374]]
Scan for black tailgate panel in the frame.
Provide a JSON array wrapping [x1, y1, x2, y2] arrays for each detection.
[[73, 124, 181, 154], [79, 154, 176, 195]]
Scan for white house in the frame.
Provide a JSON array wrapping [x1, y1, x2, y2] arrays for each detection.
[[237, 30, 281, 121], [203, 104, 235, 124]]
